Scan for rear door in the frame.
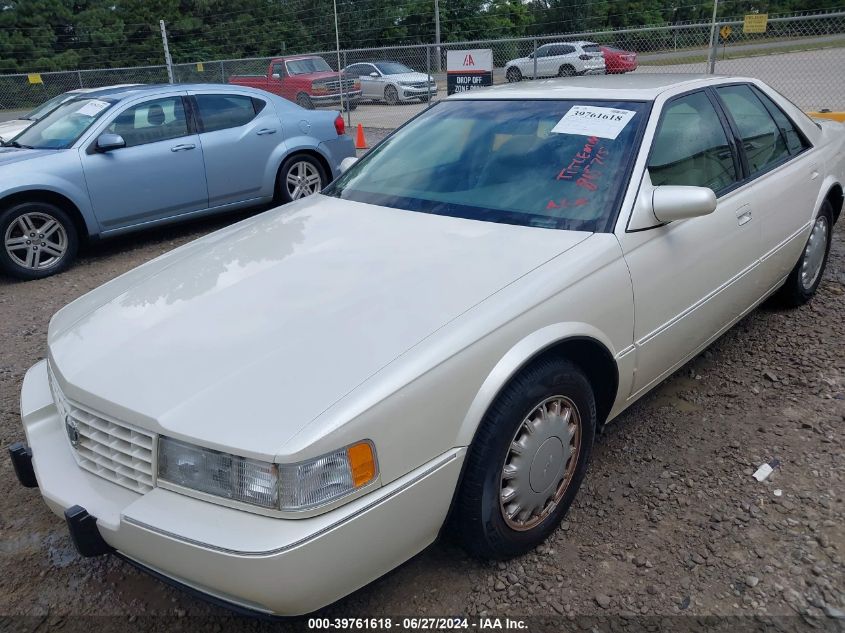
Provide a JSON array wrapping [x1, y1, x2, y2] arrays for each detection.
[[80, 93, 208, 231], [544, 45, 577, 76], [190, 92, 283, 207], [713, 83, 819, 289]]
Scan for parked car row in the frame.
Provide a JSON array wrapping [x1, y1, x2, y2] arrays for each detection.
[[0, 83, 355, 279], [505, 41, 638, 81], [8, 74, 845, 618]]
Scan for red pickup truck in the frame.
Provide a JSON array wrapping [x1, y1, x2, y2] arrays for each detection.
[[229, 55, 361, 110]]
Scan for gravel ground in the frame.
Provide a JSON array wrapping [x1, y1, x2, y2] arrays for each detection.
[[0, 208, 843, 632]]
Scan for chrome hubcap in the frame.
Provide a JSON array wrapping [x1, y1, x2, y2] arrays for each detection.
[[500, 396, 581, 531], [801, 215, 829, 290], [286, 161, 322, 200], [4, 212, 67, 270]]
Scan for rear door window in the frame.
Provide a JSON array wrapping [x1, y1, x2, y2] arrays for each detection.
[[582, 44, 602, 54], [716, 84, 790, 176], [648, 91, 738, 193], [751, 86, 809, 155], [195, 94, 259, 133]]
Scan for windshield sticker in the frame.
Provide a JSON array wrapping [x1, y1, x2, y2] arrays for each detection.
[[551, 105, 637, 140], [75, 100, 110, 117]]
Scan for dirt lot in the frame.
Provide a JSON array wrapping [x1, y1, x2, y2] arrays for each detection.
[[0, 207, 843, 632]]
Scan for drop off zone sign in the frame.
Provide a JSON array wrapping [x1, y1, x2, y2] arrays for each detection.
[[447, 49, 493, 95]]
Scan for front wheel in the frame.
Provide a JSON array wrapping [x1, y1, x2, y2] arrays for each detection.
[[776, 200, 834, 306], [275, 154, 327, 203], [384, 85, 400, 105], [296, 93, 314, 110], [0, 201, 78, 280], [452, 357, 596, 559]]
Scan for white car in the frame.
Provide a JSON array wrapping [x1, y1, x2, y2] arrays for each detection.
[[505, 41, 605, 82], [12, 75, 844, 616], [0, 84, 140, 143], [344, 61, 437, 104]]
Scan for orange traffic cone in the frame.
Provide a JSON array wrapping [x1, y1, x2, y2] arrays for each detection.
[[355, 123, 368, 150]]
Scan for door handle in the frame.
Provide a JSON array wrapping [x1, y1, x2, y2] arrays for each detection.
[[256, 128, 277, 135], [170, 143, 196, 152], [736, 204, 752, 226]]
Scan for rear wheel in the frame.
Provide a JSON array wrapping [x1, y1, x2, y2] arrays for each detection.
[[275, 154, 327, 203], [452, 357, 596, 559], [776, 200, 833, 306], [558, 65, 575, 77], [506, 67, 523, 83], [384, 85, 400, 105], [296, 93, 314, 110], [0, 201, 78, 280]]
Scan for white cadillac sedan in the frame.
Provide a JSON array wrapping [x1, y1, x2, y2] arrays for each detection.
[[11, 75, 844, 616]]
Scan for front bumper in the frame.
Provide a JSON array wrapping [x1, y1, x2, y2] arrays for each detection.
[[17, 360, 465, 616], [311, 90, 362, 105], [399, 84, 438, 100]]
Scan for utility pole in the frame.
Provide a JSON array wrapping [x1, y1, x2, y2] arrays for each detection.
[[332, 0, 348, 126], [706, 0, 719, 74], [434, 0, 441, 72], [160, 20, 174, 84]]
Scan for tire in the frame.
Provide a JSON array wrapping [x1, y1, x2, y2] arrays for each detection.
[[453, 357, 596, 559], [296, 93, 314, 110], [0, 201, 78, 281], [775, 200, 834, 307], [558, 65, 576, 77], [275, 154, 328, 204], [384, 85, 400, 105], [506, 67, 522, 83]]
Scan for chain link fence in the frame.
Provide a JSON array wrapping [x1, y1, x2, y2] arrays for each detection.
[[1, 10, 843, 133]]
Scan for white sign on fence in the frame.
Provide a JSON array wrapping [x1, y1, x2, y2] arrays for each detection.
[[446, 49, 493, 95]]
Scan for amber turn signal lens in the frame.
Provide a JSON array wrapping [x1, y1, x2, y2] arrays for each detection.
[[347, 442, 376, 488]]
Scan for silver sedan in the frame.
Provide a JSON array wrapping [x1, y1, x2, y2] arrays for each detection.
[[344, 61, 437, 105]]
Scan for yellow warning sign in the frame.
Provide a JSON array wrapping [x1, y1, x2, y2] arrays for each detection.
[[720, 25, 733, 40], [196, 62, 204, 72], [743, 13, 768, 33], [27, 73, 43, 85]]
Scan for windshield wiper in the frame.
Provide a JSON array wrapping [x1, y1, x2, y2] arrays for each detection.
[[4, 141, 34, 149]]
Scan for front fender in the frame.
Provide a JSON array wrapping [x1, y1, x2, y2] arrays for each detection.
[[454, 323, 618, 446], [1, 170, 99, 237]]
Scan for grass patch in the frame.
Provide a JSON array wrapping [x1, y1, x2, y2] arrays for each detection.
[[640, 37, 845, 66]]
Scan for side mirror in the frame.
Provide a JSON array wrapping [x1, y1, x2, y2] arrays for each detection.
[[369, 72, 379, 78], [652, 185, 717, 222], [96, 133, 125, 152], [339, 156, 358, 174], [271, 72, 281, 79], [528, 52, 535, 59]]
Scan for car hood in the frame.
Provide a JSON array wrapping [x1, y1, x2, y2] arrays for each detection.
[[48, 195, 590, 460], [0, 118, 30, 141], [307, 71, 355, 82], [0, 147, 59, 166], [385, 72, 432, 83]]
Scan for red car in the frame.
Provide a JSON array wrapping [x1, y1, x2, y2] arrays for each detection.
[[601, 46, 638, 74], [229, 55, 361, 110]]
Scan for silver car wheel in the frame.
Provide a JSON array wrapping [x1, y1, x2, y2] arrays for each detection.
[[800, 214, 829, 291], [285, 161, 322, 200], [499, 395, 582, 531], [4, 211, 68, 270]]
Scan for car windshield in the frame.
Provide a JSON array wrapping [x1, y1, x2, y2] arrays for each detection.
[[326, 99, 648, 232], [14, 97, 114, 149], [374, 62, 415, 75], [286, 57, 332, 75], [23, 92, 76, 121]]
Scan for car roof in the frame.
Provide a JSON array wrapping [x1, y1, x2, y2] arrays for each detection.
[[448, 73, 737, 101], [540, 40, 597, 46], [64, 83, 273, 101]]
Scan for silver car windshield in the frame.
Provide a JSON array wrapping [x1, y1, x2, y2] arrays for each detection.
[[24, 92, 75, 121], [374, 62, 414, 75], [326, 99, 648, 232], [13, 98, 114, 150]]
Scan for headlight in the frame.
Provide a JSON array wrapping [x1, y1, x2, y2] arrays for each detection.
[[157, 437, 378, 513]]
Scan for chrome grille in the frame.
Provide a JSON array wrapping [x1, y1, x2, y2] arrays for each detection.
[[323, 78, 357, 92], [49, 368, 154, 493]]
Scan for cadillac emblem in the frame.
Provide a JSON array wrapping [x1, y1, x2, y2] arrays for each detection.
[[65, 415, 80, 447]]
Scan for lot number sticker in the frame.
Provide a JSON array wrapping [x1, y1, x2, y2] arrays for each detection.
[[76, 99, 110, 117], [551, 105, 637, 139]]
